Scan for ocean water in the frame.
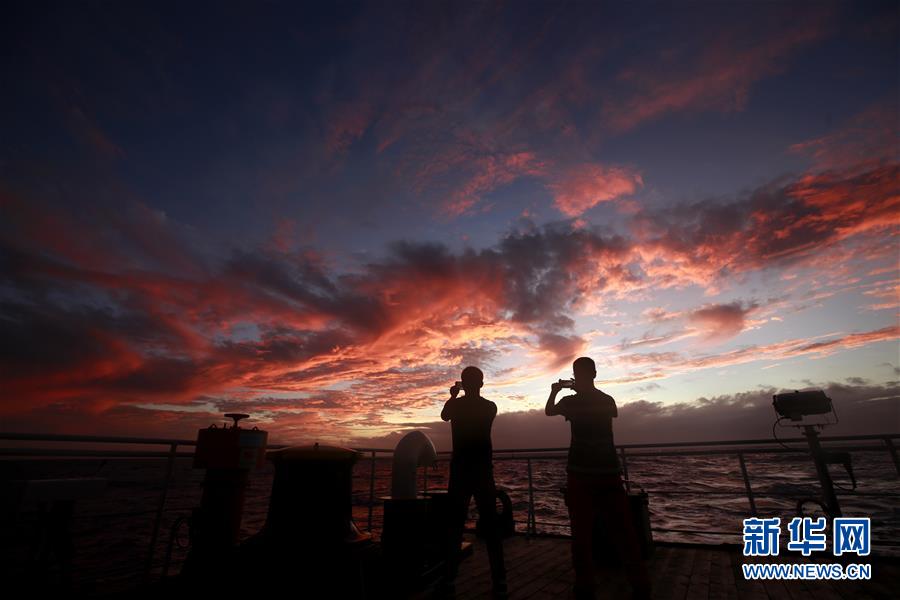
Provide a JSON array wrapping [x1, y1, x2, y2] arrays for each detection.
[[2, 448, 898, 592]]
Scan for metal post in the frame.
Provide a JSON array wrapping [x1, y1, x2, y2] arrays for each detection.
[[144, 442, 177, 581], [526, 458, 536, 536], [368, 450, 376, 532], [737, 452, 757, 517], [803, 425, 842, 518], [620, 447, 630, 493], [423, 464, 429, 495], [885, 437, 900, 476]]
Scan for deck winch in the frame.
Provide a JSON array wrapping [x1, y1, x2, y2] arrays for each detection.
[[261, 443, 370, 546], [234, 443, 376, 597]]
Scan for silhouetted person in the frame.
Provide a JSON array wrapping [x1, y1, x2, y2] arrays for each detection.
[[545, 357, 650, 600], [441, 366, 507, 597]]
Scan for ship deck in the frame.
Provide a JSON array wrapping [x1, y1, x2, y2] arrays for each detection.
[[414, 535, 899, 600]]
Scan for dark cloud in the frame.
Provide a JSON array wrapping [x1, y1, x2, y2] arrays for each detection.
[[688, 301, 757, 341], [634, 382, 663, 393], [0, 210, 627, 429], [536, 333, 587, 369], [357, 382, 900, 450]]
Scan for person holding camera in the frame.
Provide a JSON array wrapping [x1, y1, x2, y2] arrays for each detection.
[[441, 366, 507, 597], [545, 357, 650, 600]]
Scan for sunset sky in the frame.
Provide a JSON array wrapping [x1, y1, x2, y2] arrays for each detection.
[[1, 1, 898, 446]]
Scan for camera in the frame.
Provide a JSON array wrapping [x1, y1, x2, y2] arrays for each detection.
[[558, 378, 575, 389]]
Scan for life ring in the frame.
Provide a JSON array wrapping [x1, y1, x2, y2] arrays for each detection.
[[476, 489, 515, 538]]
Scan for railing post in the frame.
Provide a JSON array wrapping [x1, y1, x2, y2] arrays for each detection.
[[368, 450, 376, 532], [423, 463, 429, 495], [144, 442, 177, 582], [737, 452, 757, 517], [526, 458, 536, 536], [885, 437, 900, 476], [803, 425, 843, 518], [619, 447, 630, 493]]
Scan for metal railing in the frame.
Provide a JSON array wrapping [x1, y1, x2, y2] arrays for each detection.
[[2, 431, 898, 584], [421, 434, 900, 537]]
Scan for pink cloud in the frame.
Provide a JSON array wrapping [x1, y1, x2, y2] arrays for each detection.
[[861, 280, 900, 311], [2, 158, 896, 440], [442, 151, 545, 217], [789, 100, 899, 172], [616, 326, 900, 383], [602, 16, 830, 131], [630, 161, 899, 291], [549, 164, 643, 216], [687, 302, 757, 341], [324, 101, 374, 155]]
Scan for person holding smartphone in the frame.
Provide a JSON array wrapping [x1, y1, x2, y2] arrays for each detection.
[[545, 357, 650, 600], [440, 366, 507, 597]]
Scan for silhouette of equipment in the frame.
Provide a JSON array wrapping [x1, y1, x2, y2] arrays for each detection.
[[169, 426, 513, 600], [772, 390, 853, 518], [561, 484, 654, 563], [772, 390, 833, 421], [182, 413, 267, 576], [236, 443, 376, 596], [167, 426, 490, 597], [3, 477, 106, 593], [390, 430, 437, 499], [382, 431, 471, 591]]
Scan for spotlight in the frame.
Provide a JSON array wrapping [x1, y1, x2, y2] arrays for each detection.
[[772, 390, 833, 422], [771, 389, 847, 518]]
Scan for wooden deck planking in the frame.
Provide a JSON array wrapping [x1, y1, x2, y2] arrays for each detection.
[[718, 548, 740, 600], [415, 536, 898, 599], [460, 537, 567, 599], [460, 537, 545, 598], [686, 548, 712, 600], [666, 545, 697, 600], [655, 544, 691, 600], [732, 554, 769, 600]]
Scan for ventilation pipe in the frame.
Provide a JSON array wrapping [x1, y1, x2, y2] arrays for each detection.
[[390, 431, 437, 499]]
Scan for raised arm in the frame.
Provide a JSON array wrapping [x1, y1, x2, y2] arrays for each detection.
[[545, 380, 565, 416], [441, 382, 462, 421]]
